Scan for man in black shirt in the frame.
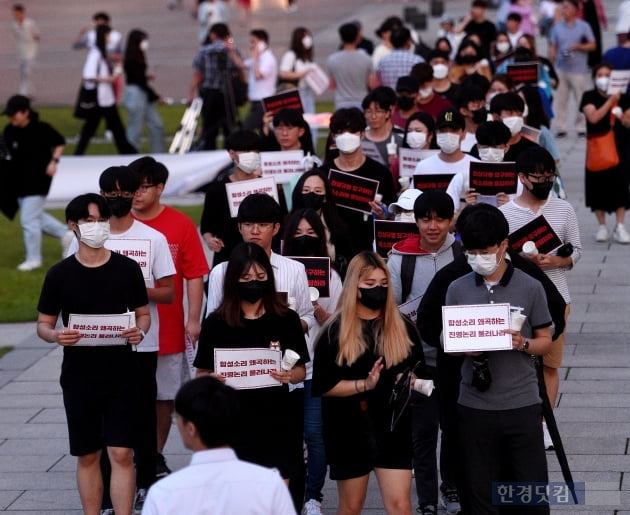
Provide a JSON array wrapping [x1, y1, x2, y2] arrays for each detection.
[[489, 92, 541, 161]]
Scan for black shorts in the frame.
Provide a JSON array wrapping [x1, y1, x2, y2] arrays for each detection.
[[62, 374, 135, 456]]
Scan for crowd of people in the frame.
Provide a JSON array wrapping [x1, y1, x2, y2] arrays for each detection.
[[4, 0, 630, 514]]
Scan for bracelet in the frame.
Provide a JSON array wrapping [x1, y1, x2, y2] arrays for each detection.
[[354, 379, 360, 394]]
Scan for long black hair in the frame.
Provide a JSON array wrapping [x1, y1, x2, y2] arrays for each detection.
[[124, 29, 147, 69], [282, 208, 329, 257], [95, 24, 111, 65]]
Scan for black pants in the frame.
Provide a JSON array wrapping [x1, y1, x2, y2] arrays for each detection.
[[74, 105, 137, 155], [458, 403, 549, 515], [242, 100, 264, 132], [200, 88, 231, 150]]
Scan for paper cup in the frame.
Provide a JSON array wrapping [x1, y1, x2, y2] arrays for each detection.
[[386, 142, 397, 155], [309, 286, 320, 302], [374, 193, 383, 203], [281, 349, 300, 371], [522, 241, 538, 257], [511, 312, 527, 331], [288, 296, 296, 311], [413, 378, 435, 397]]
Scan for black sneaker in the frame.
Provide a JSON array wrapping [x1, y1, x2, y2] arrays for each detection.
[[156, 453, 171, 478], [134, 488, 147, 514], [440, 489, 461, 514], [416, 504, 436, 515]]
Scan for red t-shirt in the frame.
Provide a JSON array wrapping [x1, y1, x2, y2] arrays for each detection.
[[133, 206, 210, 354], [415, 94, 453, 122]]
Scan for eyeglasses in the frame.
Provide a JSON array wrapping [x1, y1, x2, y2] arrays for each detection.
[[526, 174, 555, 183], [103, 191, 135, 199], [137, 184, 157, 193], [240, 222, 274, 231]]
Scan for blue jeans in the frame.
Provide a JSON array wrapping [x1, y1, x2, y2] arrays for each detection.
[[123, 85, 165, 153], [18, 196, 68, 262], [303, 379, 326, 502]]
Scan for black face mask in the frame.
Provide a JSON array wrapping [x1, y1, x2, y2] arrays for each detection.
[[397, 96, 415, 111], [528, 181, 554, 200], [471, 107, 488, 124], [291, 235, 320, 256], [302, 192, 325, 211], [237, 280, 268, 304], [459, 54, 478, 65], [358, 286, 388, 311], [106, 196, 133, 217]]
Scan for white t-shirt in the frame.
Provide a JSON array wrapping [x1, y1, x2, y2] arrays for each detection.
[[279, 50, 312, 90], [245, 48, 278, 101], [68, 220, 176, 352], [82, 47, 116, 107]]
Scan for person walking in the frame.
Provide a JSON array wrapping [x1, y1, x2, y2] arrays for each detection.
[[11, 4, 39, 97]]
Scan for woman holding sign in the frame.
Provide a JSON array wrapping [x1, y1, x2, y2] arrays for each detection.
[[312, 251, 423, 515], [194, 242, 308, 483]]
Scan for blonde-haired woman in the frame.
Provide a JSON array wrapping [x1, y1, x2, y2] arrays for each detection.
[[312, 251, 424, 515]]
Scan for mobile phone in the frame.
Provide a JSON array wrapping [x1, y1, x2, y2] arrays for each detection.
[[256, 41, 266, 52]]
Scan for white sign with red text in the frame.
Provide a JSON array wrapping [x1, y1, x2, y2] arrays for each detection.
[[225, 177, 280, 218], [106, 238, 152, 280], [214, 348, 282, 389], [442, 303, 512, 352], [69, 312, 136, 346]]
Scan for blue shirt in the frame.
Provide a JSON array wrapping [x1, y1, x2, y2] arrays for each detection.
[[550, 18, 594, 73]]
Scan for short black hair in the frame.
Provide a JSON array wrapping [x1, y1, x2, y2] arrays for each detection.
[[475, 121, 511, 145], [237, 193, 282, 223], [225, 130, 261, 152], [92, 11, 110, 22], [209, 23, 230, 40], [489, 92, 524, 114], [390, 27, 411, 49], [66, 193, 111, 223], [127, 156, 169, 186], [410, 62, 434, 86], [99, 166, 141, 194], [250, 29, 269, 43], [329, 107, 365, 134], [414, 190, 454, 220], [457, 203, 509, 250], [515, 146, 557, 176], [174, 376, 240, 448], [362, 86, 397, 111], [339, 23, 359, 44], [507, 12, 522, 22], [456, 85, 486, 109]]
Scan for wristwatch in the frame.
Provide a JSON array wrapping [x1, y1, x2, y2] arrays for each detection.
[[522, 339, 530, 352]]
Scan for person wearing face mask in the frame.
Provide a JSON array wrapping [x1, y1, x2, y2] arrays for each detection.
[[195, 242, 309, 501], [65, 166, 176, 514], [492, 31, 514, 67], [429, 50, 460, 105], [387, 191, 462, 515], [123, 29, 165, 153], [500, 147, 582, 449], [402, 111, 436, 154], [489, 92, 541, 161], [319, 108, 396, 254], [282, 209, 343, 515], [456, 85, 488, 152], [579, 62, 630, 244], [37, 193, 150, 515], [410, 62, 453, 122], [445, 203, 553, 515], [200, 130, 263, 266], [312, 251, 424, 515], [391, 75, 420, 130], [414, 109, 479, 214], [388, 188, 423, 223], [279, 27, 318, 116]]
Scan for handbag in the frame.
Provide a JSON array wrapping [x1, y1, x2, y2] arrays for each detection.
[[586, 111, 620, 172], [73, 83, 98, 119], [304, 63, 330, 97]]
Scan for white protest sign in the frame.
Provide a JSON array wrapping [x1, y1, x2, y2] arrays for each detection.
[[106, 238, 152, 280], [260, 150, 305, 180], [398, 295, 422, 323], [399, 148, 438, 177], [69, 312, 136, 346], [608, 70, 630, 95], [442, 303, 512, 352], [214, 348, 282, 389], [224, 177, 280, 218]]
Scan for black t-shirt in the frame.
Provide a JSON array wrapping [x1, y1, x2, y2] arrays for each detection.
[[464, 20, 497, 54], [37, 252, 148, 380], [319, 157, 396, 254], [503, 135, 540, 162], [4, 120, 65, 197], [579, 89, 613, 134], [200, 174, 243, 266]]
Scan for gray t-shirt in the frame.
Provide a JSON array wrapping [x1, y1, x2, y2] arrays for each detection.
[[445, 265, 552, 411], [326, 49, 373, 109], [550, 18, 595, 74]]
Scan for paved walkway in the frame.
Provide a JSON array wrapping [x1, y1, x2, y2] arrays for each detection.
[[1, 0, 630, 513]]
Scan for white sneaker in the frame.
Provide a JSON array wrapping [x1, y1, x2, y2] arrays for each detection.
[[61, 230, 75, 258], [302, 499, 322, 515], [595, 225, 609, 242], [542, 421, 554, 450], [613, 224, 630, 244], [17, 259, 42, 272]]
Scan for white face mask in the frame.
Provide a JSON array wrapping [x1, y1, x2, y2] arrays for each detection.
[[78, 221, 110, 249], [140, 39, 149, 52], [418, 87, 433, 99], [432, 63, 449, 80], [496, 41, 510, 54], [478, 147, 505, 162], [301, 35, 313, 49], [467, 251, 501, 276], [236, 152, 261, 174], [436, 132, 460, 154], [398, 211, 416, 223], [406, 131, 427, 149], [502, 116, 524, 137], [595, 76, 610, 92], [335, 132, 361, 154]]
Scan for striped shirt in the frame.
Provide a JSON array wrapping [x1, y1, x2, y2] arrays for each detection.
[[206, 251, 315, 332], [500, 197, 582, 303]]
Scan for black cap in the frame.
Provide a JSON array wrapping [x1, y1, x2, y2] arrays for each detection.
[[396, 75, 420, 93], [3, 94, 30, 116], [436, 108, 465, 131]]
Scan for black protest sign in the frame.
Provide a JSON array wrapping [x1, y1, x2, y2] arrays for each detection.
[[412, 173, 455, 191], [506, 61, 539, 85], [328, 169, 379, 214], [469, 161, 518, 195], [288, 256, 330, 297], [373, 220, 419, 258], [508, 215, 563, 254], [262, 89, 304, 116]]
